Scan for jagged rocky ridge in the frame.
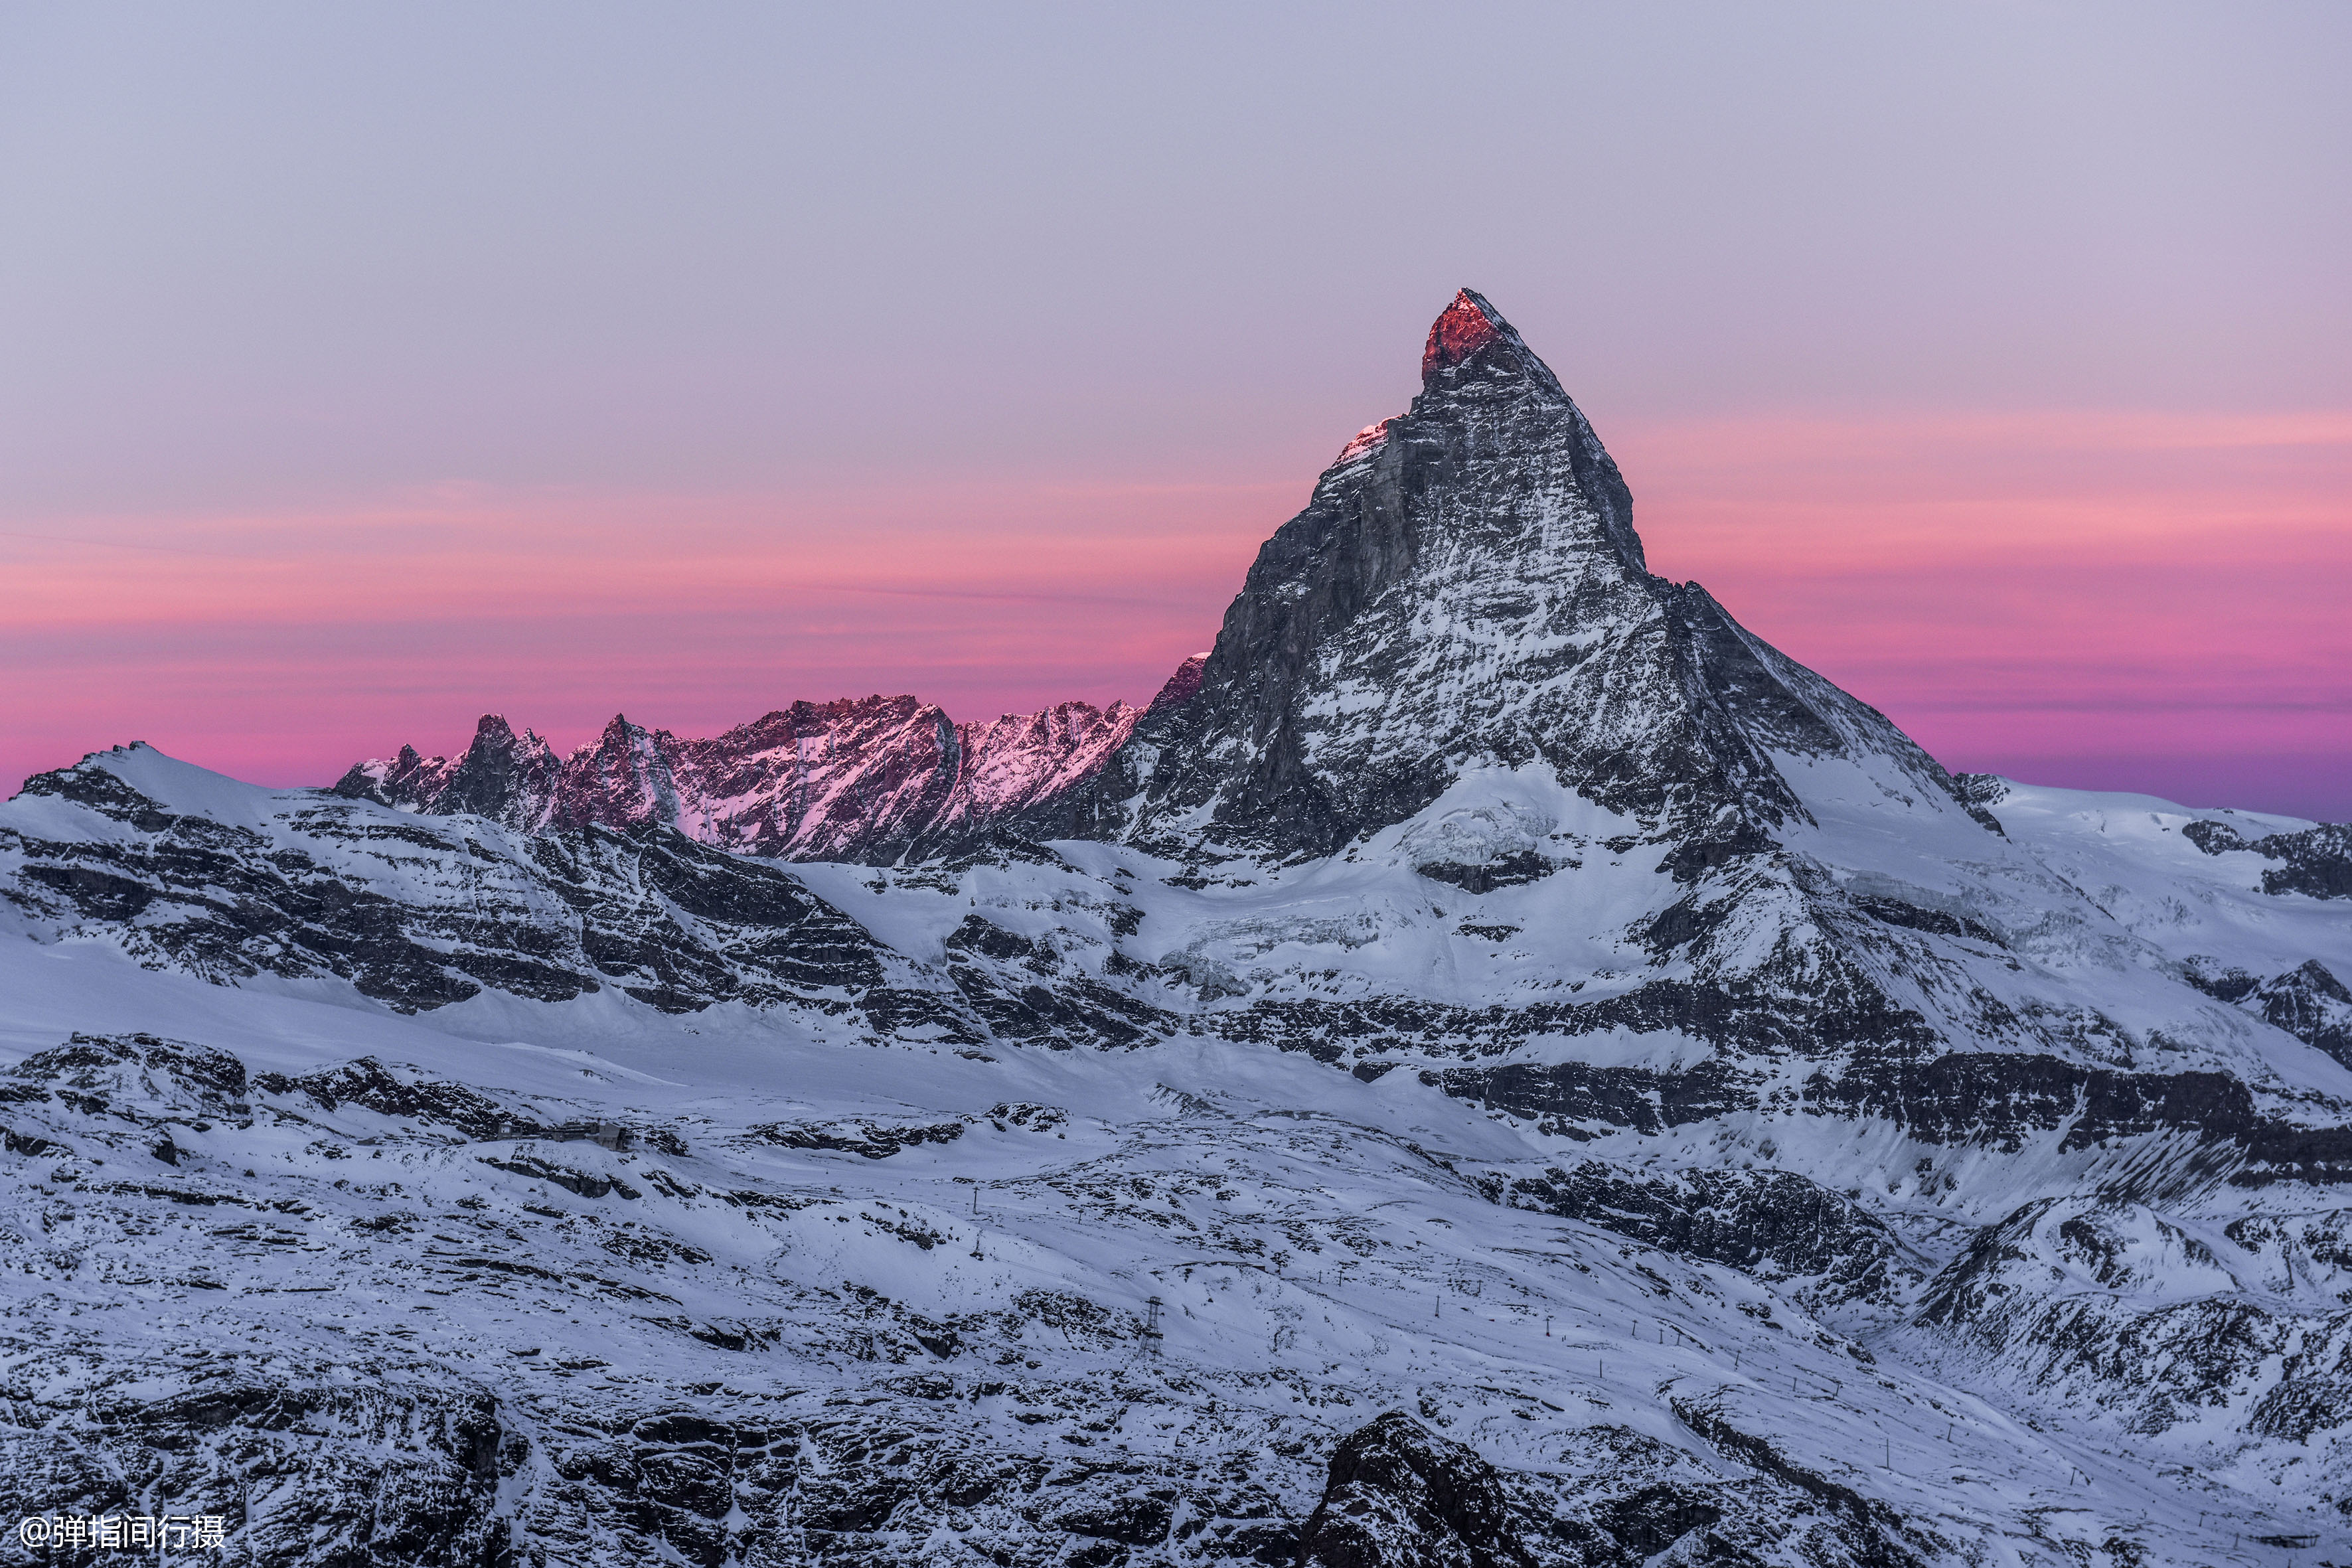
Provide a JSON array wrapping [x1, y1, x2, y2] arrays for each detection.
[[335, 674, 1202, 866], [6, 291, 2352, 1563]]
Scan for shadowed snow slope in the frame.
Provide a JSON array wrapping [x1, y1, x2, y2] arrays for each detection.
[[5, 292, 2350, 1565]]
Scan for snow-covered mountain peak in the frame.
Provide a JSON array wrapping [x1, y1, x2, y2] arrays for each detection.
[[13, 742, 285, 832], [1099, 291, 1994, 864]]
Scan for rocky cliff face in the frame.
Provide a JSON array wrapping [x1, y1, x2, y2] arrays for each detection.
[[7, 291, 2352, 1563]]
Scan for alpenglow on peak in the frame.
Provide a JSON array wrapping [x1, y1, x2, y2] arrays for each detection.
[[1419, 286, 1559, 394]]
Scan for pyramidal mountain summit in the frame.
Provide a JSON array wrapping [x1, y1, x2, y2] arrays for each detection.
[[5, 292, 2351, 1566], [339, 292, 1990, 868]]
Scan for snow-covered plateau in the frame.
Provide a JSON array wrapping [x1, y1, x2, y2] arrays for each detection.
[[3, 291, 2347, 1567]]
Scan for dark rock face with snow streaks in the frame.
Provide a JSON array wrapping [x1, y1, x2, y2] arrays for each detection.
[[7, 291, 2352, 1564]]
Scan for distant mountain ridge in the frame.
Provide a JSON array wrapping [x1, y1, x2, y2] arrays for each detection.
[[335, 657, 1206, 865]]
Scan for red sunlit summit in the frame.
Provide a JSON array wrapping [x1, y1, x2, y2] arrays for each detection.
[[1419, 287, 1506, 378]]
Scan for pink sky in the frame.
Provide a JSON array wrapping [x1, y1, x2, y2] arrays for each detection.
[[6, 404, 2347, 820], [1622, 410, 2352, 817]]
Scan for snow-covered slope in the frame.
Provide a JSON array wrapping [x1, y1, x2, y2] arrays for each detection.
[[5, 943, 2341, 1567], [5, 291, 2349, 1565]]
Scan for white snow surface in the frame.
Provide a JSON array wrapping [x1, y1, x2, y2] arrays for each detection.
[[4, 745, 2350, 1563], [0, 935, 2337, 1564]]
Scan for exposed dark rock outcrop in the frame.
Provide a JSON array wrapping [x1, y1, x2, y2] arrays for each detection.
[[1498, 1162, 1916, 1302], [2252, 960, 2352, 1067], [6, 753, 972, 1034], [0, 1368, 518, 1568], [1294, 1412, 1533, 1568], [256, 1056, 515, 1140], [1806, 1050, 2352, 1185], [750, 1119, 967, 1160], [2184, 819, 2352, 900]]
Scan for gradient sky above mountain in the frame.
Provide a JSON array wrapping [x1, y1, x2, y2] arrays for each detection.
[[3, 3, 2347, 819]]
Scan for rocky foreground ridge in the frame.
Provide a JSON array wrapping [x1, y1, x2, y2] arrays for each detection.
[[5, 292, 2351, 1565]]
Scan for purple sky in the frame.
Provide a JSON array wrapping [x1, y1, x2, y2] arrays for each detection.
[[3, 3, 2347, 818]]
